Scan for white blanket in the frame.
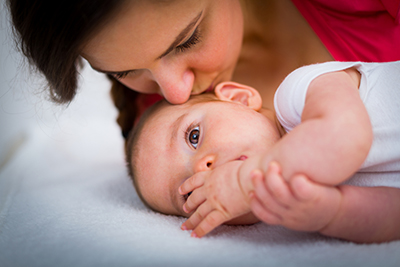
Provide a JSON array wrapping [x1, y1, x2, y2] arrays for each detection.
[[1, 14, 400, 267]]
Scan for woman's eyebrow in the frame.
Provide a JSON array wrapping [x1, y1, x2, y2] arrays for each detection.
[[157, 10, 203, 59]]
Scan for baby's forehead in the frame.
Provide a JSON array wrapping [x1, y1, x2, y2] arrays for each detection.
[[152, 93, 219, 119]]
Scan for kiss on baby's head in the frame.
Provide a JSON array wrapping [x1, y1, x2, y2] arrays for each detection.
[[125, 82, 282, 219]]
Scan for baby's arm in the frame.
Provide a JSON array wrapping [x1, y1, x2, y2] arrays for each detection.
[[180, 69, 373, 238], [250, 162, 400, 243], [320, 185, 400, 243], [244, 69, 373, 186], [250, 162, 341, 232]]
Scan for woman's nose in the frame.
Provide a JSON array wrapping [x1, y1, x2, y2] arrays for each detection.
[[194, 155, 215, 173], [152, 63, 194, 104]]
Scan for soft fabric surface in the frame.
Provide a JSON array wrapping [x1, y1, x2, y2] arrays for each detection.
[[1, 14, 400, 267]]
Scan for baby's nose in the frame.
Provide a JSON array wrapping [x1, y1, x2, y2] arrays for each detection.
[[194, 155, 215, 173]]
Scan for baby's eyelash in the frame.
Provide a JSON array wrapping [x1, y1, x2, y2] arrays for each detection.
[[175, 27, 201, 53], [184, 123, 193, 141]]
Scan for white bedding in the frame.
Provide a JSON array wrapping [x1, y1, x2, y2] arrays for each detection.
[[1, 7, 400, 267]]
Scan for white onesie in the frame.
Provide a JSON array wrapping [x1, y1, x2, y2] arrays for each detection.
[[274, 61, 400, 175]]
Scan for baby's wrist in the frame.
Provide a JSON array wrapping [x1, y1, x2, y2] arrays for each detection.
[[237, 157, 263, 203], [318, 186, 344, 234]]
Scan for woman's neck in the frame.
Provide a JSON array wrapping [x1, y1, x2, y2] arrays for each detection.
[[234, 0, 333, 110]]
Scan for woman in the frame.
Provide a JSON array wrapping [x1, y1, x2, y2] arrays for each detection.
[[7, 0, 400, 140]]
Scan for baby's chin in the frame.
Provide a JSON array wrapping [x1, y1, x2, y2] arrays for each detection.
[[225, 212, 260, 225]]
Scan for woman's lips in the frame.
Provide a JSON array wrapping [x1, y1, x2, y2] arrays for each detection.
[[205, 83, 214, 93], [191, 83, 214, 95]]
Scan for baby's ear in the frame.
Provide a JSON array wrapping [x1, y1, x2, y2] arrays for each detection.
[[214, 82, 262, 110]]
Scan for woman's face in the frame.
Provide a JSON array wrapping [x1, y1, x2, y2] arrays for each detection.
[[82, 0, 243, 104]]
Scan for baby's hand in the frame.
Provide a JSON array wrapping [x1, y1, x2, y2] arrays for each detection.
[[250, 162, 342, 232], [179, 160, 250, 238]]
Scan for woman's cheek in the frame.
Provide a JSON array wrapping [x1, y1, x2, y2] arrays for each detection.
[[195, 41, 234, 72]]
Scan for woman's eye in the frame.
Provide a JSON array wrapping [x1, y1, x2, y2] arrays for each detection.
[[112, 70, 138, 80], [175, 27, 201, 53], [187, 126, 200, 149], [113, 71, 130, 80]]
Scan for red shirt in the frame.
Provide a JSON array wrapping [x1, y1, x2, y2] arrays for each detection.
[[291, 0, 400, 62]]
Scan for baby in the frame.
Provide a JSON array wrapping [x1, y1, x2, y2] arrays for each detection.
[[126, 61, 400, 243]]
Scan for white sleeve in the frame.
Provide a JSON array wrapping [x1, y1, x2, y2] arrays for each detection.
[[273, 61, 362, 132]]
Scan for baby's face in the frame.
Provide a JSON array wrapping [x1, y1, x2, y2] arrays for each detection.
[[134, 94, 280, 217]]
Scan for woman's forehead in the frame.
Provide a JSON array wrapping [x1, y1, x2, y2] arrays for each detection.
[[82, 0, 205, 70]]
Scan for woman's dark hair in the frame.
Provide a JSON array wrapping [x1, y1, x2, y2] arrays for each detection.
[[110, 77, 140, 141], [7, 0, 126, 104]]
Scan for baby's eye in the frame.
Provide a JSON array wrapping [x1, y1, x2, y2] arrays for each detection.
[[187, 126, 200, 149]]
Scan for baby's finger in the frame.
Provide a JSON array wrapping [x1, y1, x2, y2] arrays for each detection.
[[181, 201, 212, 231], [191, 210, 227, 238], [249, 192, 282, 225], [266, 162, 292, 208], [290, 174, 317, 201], [252, 169, 286, 216], [183, 187, 206, 214], [179, 172, 206, 195]]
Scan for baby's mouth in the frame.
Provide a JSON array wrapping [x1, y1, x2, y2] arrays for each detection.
[[236, 155, 248, 161]]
